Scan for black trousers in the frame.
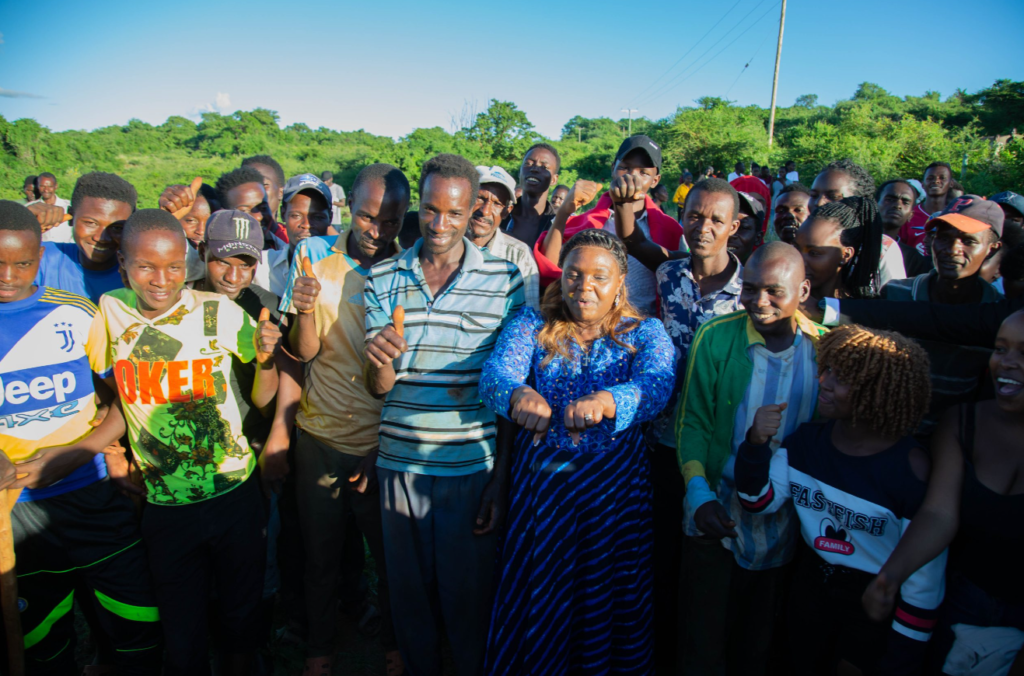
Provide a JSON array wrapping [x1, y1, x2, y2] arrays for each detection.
[[787, 548, 889, 675], [651, 443, 686, 674], [141, 477, 266, 676], [3, 479, 161, 675]]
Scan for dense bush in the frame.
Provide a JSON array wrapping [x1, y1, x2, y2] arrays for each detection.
[[2, 81, 1021, 209]]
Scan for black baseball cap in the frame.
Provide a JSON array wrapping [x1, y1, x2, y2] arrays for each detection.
[[615, 135, 662, 171], [204, 209, 263, 260], [990, 191, 1024, 219]]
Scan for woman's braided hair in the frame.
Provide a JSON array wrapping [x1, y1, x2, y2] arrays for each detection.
[[817, 324, 931, 438], [811, 195, 884, 298], [537, 229, 642, 366]]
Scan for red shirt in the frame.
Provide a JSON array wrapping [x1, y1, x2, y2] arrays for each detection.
[[730, 176, 771, 207], [899, 205, 930, 255], [533, 193, 684, 287]]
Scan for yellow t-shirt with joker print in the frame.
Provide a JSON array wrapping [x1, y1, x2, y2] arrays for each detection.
[[95, 287, 258, 505]]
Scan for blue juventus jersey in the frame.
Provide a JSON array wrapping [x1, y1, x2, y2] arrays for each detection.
[[0, 287, 111, 501]]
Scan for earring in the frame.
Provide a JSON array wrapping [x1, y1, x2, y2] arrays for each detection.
[[614, 291, 622, 306]]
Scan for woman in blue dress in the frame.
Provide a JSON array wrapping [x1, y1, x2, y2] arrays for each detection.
[[479, 229, 675, 675]]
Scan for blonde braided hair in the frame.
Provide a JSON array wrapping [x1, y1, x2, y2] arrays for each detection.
[[817, 324, 931, 438]]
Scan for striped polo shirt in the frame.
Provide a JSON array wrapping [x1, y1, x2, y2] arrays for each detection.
[[364, 238, 525, 476]]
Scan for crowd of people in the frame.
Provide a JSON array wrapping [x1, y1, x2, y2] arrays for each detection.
[[1, 134, 1022, 676]]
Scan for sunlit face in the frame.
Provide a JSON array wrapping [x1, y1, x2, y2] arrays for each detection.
[[37, 176, 56, 202], [469, 185, 512, 246], [930, 222, 999, 281], [72, 196, 132, 269], [224, 182, 268, 226], [924, 166, 951, 197], [612, 149, 660, 201], [180, 194, 212, 246], [0, 230, 43, 303], [203, 250, 257, 300], [561, 246, 624, 324], [795, 217, 853, 297], [991, 312, 1024, 413], [774, 191, 811, 244], [550, 187, 569, 210], [878, 182, 916, 230], [520, 148, 558, 197], [809, 170, 855, 210], [419, 175, 473, 255], [118, 230, 187, 318], [248, 163, 283, 216], [348, 180, 407, 260], [283, 192, 332, 244], [740, 255, 810, 333], [682, 189, 738, 261]]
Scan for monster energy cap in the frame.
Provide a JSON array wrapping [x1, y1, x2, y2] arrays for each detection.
[[204, 209, 263, 260]]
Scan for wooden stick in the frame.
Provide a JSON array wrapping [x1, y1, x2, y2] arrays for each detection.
[[0, 488, 24, 675]]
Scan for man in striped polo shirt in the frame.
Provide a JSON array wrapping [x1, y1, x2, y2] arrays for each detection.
[[364, 154, 526, 676]]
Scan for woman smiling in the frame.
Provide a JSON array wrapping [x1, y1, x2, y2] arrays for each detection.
[[479, 229, 675, 675]]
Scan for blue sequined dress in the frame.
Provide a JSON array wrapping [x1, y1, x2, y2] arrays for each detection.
[[479, 307, 675, 675]]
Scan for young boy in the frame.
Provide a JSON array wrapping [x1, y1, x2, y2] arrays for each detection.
[[35, 171, 137, 302], [94, 208, 281, 675], [676, 242, 826, 676], [0, 200, 160, 673]]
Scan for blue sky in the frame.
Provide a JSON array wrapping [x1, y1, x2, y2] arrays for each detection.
[[1, 0, 1021, 140]]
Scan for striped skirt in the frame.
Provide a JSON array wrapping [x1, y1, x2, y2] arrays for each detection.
[[484, 427, 654, 675]]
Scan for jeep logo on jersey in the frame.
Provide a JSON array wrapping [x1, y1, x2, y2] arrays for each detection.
[[234, 217, 251, 240], [0, 371, 77, 408]]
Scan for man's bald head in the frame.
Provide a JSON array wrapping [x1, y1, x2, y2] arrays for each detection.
[[747, 240, 805, 279], [741, 241, 811, 336]]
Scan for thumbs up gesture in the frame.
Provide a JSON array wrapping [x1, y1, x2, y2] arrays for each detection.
[[747, 403, 788, 446], [254, 307, 282, 364], [365, 305, 409, 368], [291, 256, 321, 314], [158, 177, 204, 220]]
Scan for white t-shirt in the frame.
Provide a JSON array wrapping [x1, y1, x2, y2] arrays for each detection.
[[785, 171, 799, 185], [878, 235, 907, 288], [329, 184, 346, 225], [727, 172, 741, 182]]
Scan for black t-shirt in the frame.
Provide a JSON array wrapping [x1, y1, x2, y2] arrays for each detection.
[[230, 284, 284, 452], [501, 200, 556, 248], [898, 240, 933, 277]]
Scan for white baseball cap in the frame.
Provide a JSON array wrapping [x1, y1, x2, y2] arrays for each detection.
[[475, 166, 517, 205]]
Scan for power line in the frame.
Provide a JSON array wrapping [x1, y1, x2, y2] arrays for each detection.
[[724, 29, 773, 98], [634, 0, 775, 108], [623, 0, 745, 109], [636, 1, 780, 109]]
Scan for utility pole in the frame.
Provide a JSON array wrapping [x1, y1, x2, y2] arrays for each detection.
[[621, 109, 638, 136], [767, 0, 787, 148]]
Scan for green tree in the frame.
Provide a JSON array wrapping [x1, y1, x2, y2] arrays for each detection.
[[462, 99, 539, 164]]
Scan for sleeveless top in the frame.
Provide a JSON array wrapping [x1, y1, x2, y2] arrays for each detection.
[[950, 403, 1024, 605]]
